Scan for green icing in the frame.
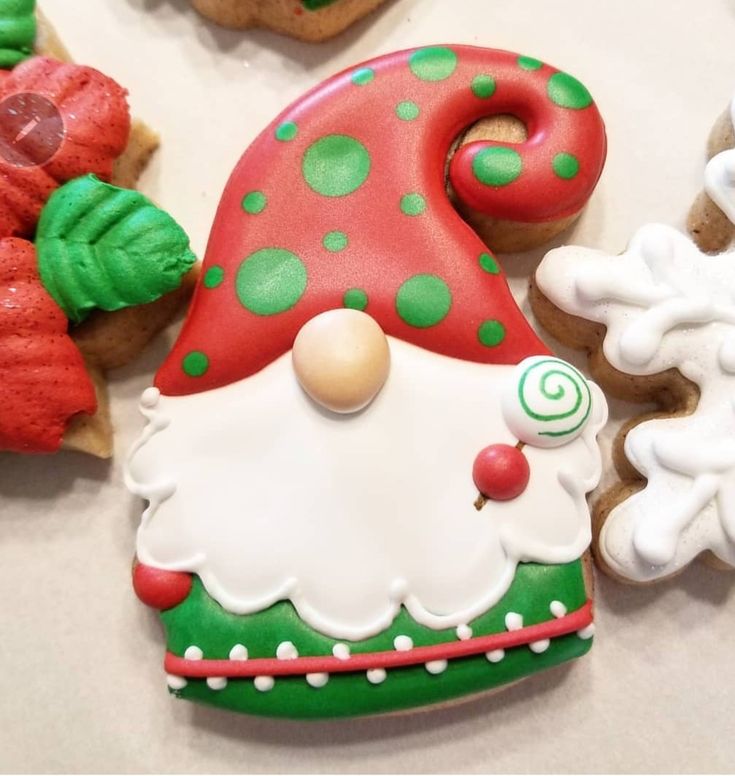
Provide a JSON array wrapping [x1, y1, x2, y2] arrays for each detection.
[[351, 67, 374, 86], [275, 121, 298, 142], [518, 359, 592, 438], [301, 0, 340, 8], [323, 230, 348, 252], [396, 100, 420, 121], [0, 0, 36, 69], [343, 288, 368, 311], [471, 74, 496, 99], [518, 55, 543, 71], [302, 135, 371, 197], [479, 252, 500, 275], [553, 152, 580, 179], [242, 191, 266, 214], [35, 175, 196, 323], [400, 193, 426, 216], [547, 72, 593, 109], [396, 274, 451, 328], [472, 147, 523, 187], [409, 46, 457, 81], [236, 248, 307, 316], [203, 266, 224, 289], [161, 561, 590, 718], [478, 320, 506, 347], [182, 351, 209, 377]]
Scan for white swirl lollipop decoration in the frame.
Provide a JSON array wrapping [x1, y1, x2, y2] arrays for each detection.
[[502, 356, 593, 448]]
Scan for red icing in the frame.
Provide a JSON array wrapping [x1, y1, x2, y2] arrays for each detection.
[[0, 238, 96, 452], [156, 46, 606, 396], [164, 599, 593, 678], [133, 562, 193, 610], [0, 57, 131, 238], [473, 443, 530, 500]]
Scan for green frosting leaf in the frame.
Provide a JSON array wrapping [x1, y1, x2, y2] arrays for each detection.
[[36, 175, 196, 323], [0, 0, 36, 69]]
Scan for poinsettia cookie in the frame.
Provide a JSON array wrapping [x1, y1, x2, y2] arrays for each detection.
[[688, 92, 735, 253], [533, 224, 735, 583], [0, 1, 197, 456], [190, 0, 388, 42], [127, 45, 608, 718]]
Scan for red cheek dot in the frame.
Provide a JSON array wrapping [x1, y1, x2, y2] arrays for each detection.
[[472, 443, 530, 501], [132, 562, 192, 610]]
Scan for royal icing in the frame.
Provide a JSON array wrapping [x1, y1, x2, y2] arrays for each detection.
[[129, 45, 608, 717], [704, 94, 735, 226], [155, 45, 606, 396], [537, 223, 735, 580], [0, 57, 131, 239], [0, 238, 96, 452], [0, 0, 35, 69], [36, 175, 196, 323], [129, 338, 606, 640], [502, 356, 593, 448]]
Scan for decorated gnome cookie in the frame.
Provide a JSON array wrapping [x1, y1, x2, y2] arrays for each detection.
[[0, 1, 196, 456], [688, 92, 735, 253], [534, 223, 735, 583], [189, 0, 388, 42], [127, 45, 608, 718]]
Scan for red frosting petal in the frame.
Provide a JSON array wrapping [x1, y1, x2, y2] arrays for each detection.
[[0, 57, 131, 238], [0, 238, 97, 452]]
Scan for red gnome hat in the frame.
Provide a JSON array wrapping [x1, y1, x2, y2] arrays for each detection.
[[155, 46, 606, 396]]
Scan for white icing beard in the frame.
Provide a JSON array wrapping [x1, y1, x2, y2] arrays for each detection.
[[128, 338, 605, 641], [704, 95, 735, 225], [537, 223, 735, 582]]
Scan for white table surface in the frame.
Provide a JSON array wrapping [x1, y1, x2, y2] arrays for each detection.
[[2, 0, 734, 772]]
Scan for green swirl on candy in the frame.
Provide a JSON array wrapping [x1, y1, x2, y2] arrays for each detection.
[[0, 0, 36, 69], [517, 358, 592, 438], [36, 175, 196, 323]]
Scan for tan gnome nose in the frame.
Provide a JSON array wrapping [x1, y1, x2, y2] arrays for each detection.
[[292, 309, 390, 413]]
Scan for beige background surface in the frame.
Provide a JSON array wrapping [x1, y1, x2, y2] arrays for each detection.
[[1, 0, 734, 772]]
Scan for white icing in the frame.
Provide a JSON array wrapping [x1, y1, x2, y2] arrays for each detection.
[[254, 676, 274, 692], [485, 649, 505, 663], [529, 639, 550, 654], [276, 641, 298, 660], [129, 338, 605, 641], [166, 674, 187, 690], [206, 677, 227, 691], [184, 646, 202, 661], [504, 612, 523, 631], [455, 624, 472, 641], [393, 635, 413, 652], [549, 600, 567, 619], [366, 668, 386, 685], [502, 356, 593, 448], [229, 644, 248, 661], [538, 223, 735, 581], [425, 659, 448, 675], [577, 624, 595, 640], [704, 95, 735, 225], [332, 644, 350, 661], [306, 673, 329, 688]]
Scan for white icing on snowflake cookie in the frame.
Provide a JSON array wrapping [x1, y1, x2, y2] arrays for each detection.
[[537, 223, 735, 581]]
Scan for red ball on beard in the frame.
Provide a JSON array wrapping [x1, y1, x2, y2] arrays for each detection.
[[132, 561, 192, 610], [472, 444, 530, 501]]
